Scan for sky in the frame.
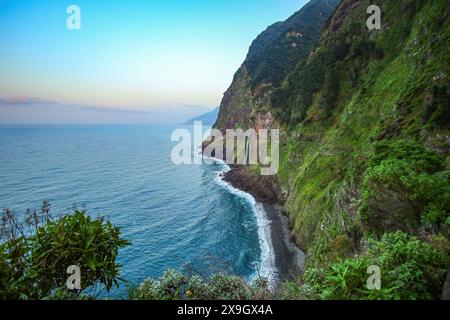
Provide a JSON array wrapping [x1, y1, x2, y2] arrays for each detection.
[[0, 0, 308, 124]]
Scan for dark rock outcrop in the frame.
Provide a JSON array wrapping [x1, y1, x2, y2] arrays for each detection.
[[222, 166, 285, 205]]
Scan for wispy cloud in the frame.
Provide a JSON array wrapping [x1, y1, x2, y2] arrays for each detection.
[[0, 96, 56, 105], [0, 96, 214, 124]]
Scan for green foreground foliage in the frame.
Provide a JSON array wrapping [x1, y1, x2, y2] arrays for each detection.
[[1, 208, 447, 300], [128, 270, 271, 300], [128, 231, 448, 300], [301, 231, 449, 300], [0, 204, 130, 299]]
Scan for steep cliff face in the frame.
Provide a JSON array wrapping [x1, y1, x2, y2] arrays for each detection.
[[275, 0, 449, 262], [214, 0, 449, 299], [214, 0, 340, 131]]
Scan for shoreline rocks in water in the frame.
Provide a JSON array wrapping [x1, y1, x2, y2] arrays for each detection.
[[222, 165, 285, 205], [222, 165, 305, 282]]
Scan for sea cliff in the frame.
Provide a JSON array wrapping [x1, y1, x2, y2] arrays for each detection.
[[210, 0, 450, 299]]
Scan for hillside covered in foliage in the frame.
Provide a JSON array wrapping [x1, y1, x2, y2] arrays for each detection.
[[213, 0, 450, 299]]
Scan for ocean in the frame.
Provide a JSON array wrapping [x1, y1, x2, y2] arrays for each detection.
[[0, 124, 275, 298]]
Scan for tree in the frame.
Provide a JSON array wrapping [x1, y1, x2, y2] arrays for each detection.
[[0, 202, 130, 299]]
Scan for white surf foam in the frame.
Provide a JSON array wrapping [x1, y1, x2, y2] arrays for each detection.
[[205, 157, 278, 288]]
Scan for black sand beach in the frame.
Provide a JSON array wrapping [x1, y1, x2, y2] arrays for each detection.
[[221, 166, 305, 283], [263, 203, 305, 282]]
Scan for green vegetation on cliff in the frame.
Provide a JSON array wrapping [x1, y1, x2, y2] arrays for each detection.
[[215, 0, 340, 130], [213, 0, 450, 299]]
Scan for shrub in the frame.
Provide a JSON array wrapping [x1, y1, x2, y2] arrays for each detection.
[[301, 231, 449, 300], [128, 270, 271, 300], [359, 139, 450, 235], [0, 202, 130, 299], [273, 280, 306, 300]]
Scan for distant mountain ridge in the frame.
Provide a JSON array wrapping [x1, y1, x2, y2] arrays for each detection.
[[183, 107, 219, 125]]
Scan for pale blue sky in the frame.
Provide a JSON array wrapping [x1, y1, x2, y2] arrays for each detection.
[[0, 0, 307, 123]]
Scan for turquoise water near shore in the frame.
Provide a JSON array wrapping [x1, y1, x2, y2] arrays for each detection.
[[0, 125, 274, 297]]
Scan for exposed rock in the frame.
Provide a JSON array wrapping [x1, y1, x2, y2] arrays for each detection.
[[222, 166, 284, 205]]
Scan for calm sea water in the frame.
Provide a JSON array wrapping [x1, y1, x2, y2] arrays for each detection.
[[0, 125, 273, 298]]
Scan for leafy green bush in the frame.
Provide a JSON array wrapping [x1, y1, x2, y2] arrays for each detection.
[[272, 280, 306, 300], [128, 269, 271, 300], [300, 231, 449, 300], [0, 203, 130, 299], [359, 139, 450, 235]]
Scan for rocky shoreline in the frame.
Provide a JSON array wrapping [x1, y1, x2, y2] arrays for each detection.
[[222, 166, 305, 282], [222, 166, 284, 204]]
